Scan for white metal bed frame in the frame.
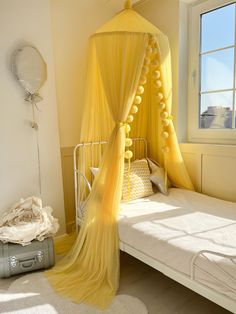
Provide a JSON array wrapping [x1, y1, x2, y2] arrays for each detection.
[[73, 138, 236, 313]]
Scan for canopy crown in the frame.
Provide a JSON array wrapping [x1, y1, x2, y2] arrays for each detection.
[[95, 8, 163, 35], [124, 0, 132, 9]]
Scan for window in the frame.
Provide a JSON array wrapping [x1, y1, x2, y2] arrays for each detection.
[[188, 0, 236, 143]]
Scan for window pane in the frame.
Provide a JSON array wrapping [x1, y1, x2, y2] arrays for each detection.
[[235, 110, 236, 127], [201, 4, 235, 53], [201, 48, 234, 92], [200, 92, 233, 129]]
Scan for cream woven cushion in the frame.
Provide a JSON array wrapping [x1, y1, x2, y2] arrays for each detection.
[[122, 159, 154, 201]]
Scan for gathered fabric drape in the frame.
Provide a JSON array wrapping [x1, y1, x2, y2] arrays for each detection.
[[46, 6, 194, 310], [46, 33, 149, 308], [130, 33, 194, 189]]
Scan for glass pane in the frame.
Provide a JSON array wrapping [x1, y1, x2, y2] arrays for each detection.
[[235, 110, 236, 128], [201, 48, 234, 92], [200, 92, 233, 129], [201, 4, 235, 53], [235, 109, 236, 128]]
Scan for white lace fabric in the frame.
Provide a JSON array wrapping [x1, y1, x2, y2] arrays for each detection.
[[0, 197, 59, 245]]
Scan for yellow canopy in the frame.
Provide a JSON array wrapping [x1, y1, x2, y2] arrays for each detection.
[[46, 2, 194, 309], [96, 7, 161, 34]]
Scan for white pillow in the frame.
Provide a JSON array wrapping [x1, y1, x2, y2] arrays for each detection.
[[147, 158, 169, 195]]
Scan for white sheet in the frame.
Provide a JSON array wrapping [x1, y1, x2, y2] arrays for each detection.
[[118, 188, 236, 300]]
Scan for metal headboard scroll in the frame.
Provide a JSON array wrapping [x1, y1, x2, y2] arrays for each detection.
[[73, 138, 148, 228]]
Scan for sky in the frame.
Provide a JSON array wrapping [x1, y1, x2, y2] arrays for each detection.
[[200, 3, 236, 114]]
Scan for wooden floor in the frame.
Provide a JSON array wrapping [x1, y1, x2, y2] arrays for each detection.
[[0, 252, 232, 313], [119, 252, 231, 314]]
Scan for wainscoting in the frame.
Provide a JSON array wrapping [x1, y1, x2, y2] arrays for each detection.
[[61, 147, 75, 233], [180, 143, 236, 203]]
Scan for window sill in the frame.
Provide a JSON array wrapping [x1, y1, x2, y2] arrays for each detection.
[[188, 128, 236, 145], [180, 142, 236, 157]]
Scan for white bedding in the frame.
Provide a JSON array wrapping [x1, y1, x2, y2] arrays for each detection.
[[118, 188, 236, 301]]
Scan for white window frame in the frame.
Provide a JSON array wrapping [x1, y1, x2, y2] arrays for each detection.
[[188, 0, 236, 144]]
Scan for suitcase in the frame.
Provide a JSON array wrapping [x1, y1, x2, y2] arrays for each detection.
[[0, 237, 55, 278]]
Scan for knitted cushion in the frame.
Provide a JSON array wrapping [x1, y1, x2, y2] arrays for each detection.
[[122, 159, 153, 201]]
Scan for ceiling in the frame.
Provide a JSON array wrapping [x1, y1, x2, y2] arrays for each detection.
[[101, 0, 197, 13], [100, 0, 149, 12], [181, 0, 197, 3]]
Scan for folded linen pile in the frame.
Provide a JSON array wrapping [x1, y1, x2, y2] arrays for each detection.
[[0, 197, 59, 245]]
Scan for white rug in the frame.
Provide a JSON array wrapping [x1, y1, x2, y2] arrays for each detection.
[[0, 272, 148, 314]]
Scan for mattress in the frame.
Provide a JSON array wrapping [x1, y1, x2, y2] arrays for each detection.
[[118, 188, 236, 301]]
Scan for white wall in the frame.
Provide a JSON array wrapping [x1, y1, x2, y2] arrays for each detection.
[[51, 0, 121, 147], [0, 0, 66, 234], [181, 143, 236, 202]]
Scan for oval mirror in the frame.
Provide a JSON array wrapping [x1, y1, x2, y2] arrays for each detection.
[[12, 45, 47, 95]]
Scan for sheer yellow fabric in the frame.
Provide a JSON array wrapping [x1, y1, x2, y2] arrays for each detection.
[[46, 7, 194, 310], [54, 232, 77, 256], [131, 33, 194, 189], [46, 33, 149, 308]]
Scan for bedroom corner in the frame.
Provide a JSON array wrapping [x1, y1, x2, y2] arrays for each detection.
[[0, 0, 236, 314]]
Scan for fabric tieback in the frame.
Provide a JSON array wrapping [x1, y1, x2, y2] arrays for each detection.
[[117, 122, 125, 128]]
